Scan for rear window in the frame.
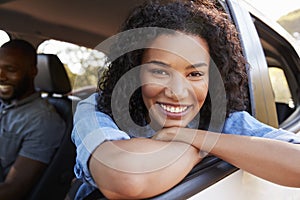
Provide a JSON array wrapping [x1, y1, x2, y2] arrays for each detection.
[[0, 30, 10, 46], [37, 39, 107, 91]]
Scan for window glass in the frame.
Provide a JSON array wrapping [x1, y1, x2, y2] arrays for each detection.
[[268, 67, 294, 108], [37, 39, 107, 91]]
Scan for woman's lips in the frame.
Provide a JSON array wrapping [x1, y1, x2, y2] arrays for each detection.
[[157, 102, 192, 118]]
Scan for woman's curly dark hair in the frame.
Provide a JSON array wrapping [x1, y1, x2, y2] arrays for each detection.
[[97, 0, 249, 131]]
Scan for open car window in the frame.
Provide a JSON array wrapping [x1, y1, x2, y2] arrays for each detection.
[[251, 14, 300, 132]]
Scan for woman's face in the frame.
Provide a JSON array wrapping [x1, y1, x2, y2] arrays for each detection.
[[140, 33, 210, 128]]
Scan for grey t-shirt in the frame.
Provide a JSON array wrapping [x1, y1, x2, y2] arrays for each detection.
[[0, 93, 65, 180]]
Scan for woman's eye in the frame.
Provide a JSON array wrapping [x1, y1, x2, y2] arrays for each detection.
[[188, 71, 204, 77], [150, 69, 169, 76]]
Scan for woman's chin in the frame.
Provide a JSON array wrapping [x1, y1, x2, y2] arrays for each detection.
[[161, 120, 189, 128]]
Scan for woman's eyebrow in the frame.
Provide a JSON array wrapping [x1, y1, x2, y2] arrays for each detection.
[[186, 62, 209, 69], [144, 60, 208, 69], [144, 60, 169, 67]]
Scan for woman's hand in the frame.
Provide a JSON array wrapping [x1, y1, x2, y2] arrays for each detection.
[[152, 127, 201, 149], [152, 128, 222, 158]]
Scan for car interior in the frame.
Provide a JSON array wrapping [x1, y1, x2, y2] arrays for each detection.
[[0, 0, 299, 199]]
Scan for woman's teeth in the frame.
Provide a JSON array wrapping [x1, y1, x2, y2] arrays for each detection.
[[159, 103, 188, 113]]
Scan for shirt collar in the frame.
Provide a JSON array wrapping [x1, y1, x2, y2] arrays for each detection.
[[0, 92, 41, 110]]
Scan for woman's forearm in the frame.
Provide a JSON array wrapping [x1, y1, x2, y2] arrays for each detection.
[[89, 138, 201, 199], [194, 130, 300, 187], [153, 127, 300, 187]]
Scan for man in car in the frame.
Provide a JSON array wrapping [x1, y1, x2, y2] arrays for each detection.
[[0, 39, 65, 199]]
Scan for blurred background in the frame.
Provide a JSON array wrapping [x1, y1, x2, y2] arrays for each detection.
[[245, 0, 300, 45]]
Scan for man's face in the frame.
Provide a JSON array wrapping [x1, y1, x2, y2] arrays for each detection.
[[0, 48, 36, 102]]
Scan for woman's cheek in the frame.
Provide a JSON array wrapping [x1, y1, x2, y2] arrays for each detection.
[[193, 82, 208, 107], [141, 84, 163, 99]]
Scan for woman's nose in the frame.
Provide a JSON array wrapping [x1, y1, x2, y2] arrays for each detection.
[[164, 73, 189, 100]]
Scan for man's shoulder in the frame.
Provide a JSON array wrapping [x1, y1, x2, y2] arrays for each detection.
[[25, 96, 58, 114], [19, 96, 65, 128]]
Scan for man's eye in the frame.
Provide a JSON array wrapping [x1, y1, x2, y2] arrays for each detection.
[[6, 66, 17, 72]]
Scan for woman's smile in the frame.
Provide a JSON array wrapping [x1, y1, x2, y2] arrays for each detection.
[[159, 103, 189, 114], [157, 102, 192, 119]]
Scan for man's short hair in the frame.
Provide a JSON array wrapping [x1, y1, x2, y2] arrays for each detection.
[[1, 39, 37, 66]]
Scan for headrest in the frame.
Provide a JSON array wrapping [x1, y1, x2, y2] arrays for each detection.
[[35, 54, 71, 94]]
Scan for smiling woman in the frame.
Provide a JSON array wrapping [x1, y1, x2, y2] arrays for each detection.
[[70, 0, 300, 199], [1, 0, 300, 199]]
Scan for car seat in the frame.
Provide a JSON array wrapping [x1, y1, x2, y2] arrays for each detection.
[[26, 53, 76, 200]]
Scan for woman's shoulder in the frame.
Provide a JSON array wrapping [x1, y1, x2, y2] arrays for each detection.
[[225, 111, 262, 127], [223, 111, 300, 143], [222, 111, 274, 136]]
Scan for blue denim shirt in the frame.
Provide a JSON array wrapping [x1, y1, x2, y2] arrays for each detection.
[[71, 93, 300, 199]]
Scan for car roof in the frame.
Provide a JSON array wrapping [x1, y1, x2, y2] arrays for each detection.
[[0, 0, 144, 48], [2, 0, 297, 53]]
